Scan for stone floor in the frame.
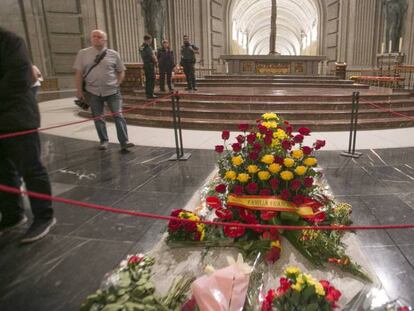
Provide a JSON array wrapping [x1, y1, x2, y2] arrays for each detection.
[[0, 133, 413, 310]]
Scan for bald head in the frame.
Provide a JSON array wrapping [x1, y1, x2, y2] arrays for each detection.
[[90, 29, 107, 50]]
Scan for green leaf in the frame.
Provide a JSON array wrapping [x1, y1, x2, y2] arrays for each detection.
[[304, 303, 319, 311], [118, 271, 131, 288], [101, 304, 124, 311], [301, 286, 314, 304]]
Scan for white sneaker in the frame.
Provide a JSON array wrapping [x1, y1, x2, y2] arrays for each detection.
[[99, 142, 109, 150]]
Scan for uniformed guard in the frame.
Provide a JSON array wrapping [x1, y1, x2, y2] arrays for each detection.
[[157, 40, 176, 93], [180, 35, 199, 91], [139, 34, 158, 99]]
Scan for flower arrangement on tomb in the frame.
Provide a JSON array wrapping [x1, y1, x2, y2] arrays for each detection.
[[262, 266, 341, 311], [167, 112, 369, 281]]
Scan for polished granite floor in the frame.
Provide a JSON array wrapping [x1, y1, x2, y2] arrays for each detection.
[[0, 134, 413, 310]]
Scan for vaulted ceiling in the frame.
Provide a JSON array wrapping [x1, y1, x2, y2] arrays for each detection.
[[230, 0, 319, 55]]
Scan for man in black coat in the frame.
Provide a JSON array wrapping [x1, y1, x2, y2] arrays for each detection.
[[139, 34, 158, 99], [180, 35, 199, 91], [0, 27, 55, 243], [157, 40, 175, 93]]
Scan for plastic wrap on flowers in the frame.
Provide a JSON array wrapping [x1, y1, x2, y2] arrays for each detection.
[[191, 253, 253, 311], [343, 286, 412, 311]]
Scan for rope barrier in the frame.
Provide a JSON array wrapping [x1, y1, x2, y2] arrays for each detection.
[[0, 93, 173, 140], [360, 98, 414, 122], [1, 184, 414, 232]]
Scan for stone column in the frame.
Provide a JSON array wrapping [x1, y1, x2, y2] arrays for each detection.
[[269, 0, 277, 54]]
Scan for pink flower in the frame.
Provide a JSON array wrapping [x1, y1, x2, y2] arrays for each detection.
[[232, 142, 241, 152], [290, 179, 301, 191], [236, 134, 245, 144], [221, 130, 230, 140], [298, 127, 311, 136], [280, 189, 291, 201], [215, 145, 224, 153], [304, 176, 314, 187], [215, 184, 226, 193], [232, 185, 244, 195], [302, 146, 313, 155], [246, 182, 259, 194], [293, 134, 304, 143], [239, 124, 249, 132]]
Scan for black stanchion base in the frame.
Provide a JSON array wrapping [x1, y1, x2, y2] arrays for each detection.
[[168, 153, 192, 161], [340, 151, 363, 158]]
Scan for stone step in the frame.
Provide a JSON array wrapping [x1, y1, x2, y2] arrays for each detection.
[[197, 78, 354, 84], [174, 81, 369, 89], [205, 74, 340, 80], [123, 104, 414, 121]]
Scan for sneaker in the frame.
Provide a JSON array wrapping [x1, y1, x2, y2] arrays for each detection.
[[20, 217, 56, 244], [121, 142, 135, 150], [0, 214, 28, 232], [99, 142, 109, 150]]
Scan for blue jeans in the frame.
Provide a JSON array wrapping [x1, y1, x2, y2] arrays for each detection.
[[87, 91, 129, 145]]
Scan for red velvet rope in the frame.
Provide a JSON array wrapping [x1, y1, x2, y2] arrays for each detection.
[[0, 93, 174, 140], [360, 98, 414, 121], [1, 184, 413, 231]]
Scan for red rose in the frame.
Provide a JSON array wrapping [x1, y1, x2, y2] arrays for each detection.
[[310, 211, 326, 223], [258, 124, 267, 134], [260, 211, 277, 221], [319, 280, 330, 290], [293, 134, 304, 143], [215, 184, 226, 193], [171, 209, 183, 217], [253, 142, 262, 152], [215, 145, 224, 153], [232, 185, 244, 195], [265, 246, 281, 263], [314, 139, 326, 150], [280, 189, 291, 200], [281, 140, 292, 150], [236, 134, 245, 144], [290, 179, 301, 191], [206, 196, 222, 209], [246, 182, 259, 194], [247, 133, 256, 144], [263, 135, 272, 145], [304, 176, 314, 187], [168, 219, 182, 231], [269, 178, 279, 190], [239, 124, 249, 132], [232, 142, 241, 152], [184, 221, 197, 233], [398, 308, 410, 311], [259, 188, 272, 195], [223, 222, 245, 238], [262, 228, 279, 239], [302, 146, 313, 155], [248, 151, 259, 161], [293, 194, 305, 205], [298, 127, 311, 136], [239, 209, 257, 224], [127, 255, 143, 265], [262, 289, 275, 311], [221, 130, 230, 140], [327, 286, 341, 301], [215, 208, 233, 220], [276, 277, 291, 296], [274, 156, 284, 165]]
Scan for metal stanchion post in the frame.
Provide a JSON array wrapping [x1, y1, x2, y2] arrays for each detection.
[[341, 92, 362, 158], [169, 93, 191, 161]]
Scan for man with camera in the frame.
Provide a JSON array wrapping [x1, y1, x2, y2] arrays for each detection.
[[74, 29, 134, 151]]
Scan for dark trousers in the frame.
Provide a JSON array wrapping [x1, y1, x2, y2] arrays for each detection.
[[183, 62, 196, 89], [144, 63, 155, 97], [159, 66, 173, 91], [0, 132, 53, 221]]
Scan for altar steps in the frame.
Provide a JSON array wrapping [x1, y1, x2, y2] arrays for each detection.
[[174, 81, 368, 89]]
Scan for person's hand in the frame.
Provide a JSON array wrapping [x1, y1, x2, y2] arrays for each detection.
[[76, 89, 84, 100]]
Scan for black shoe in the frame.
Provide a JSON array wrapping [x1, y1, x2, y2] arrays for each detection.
[[146, 95, 158, 99], [20, 217, 56, 244], [185, 87, 192, 90], [193, 88, 198, 91], [0, 214, 28, 232], [121, 142, 135, 150]]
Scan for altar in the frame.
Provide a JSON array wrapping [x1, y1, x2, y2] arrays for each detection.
[[220, 55, 327, 76]]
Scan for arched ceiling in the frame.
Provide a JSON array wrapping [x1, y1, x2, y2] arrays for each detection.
[[230, 0, 319, 55]]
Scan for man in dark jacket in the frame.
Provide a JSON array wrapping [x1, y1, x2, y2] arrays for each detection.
[[139, 34, 158, 99], [157, 40, 175, 93], [0, 27, 55, 243], [180, 35, 199, 91]]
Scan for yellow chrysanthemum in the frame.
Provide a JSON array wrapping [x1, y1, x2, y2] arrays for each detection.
[[237, 173, 250, 183], [273, 129, 287, 140], [291, 283, 303, 292], [280, 170, 294, 181], [294, 166, 307, 176], [261, 154, 274, 165], [189, 215, 200, 221], [304, 157, 317, 166], [258, 171, 271, 181], [271, 240, 281, 248], [292, 150, 304, 160], [296, 274, 306, 285], [315, 283, 326, 296], [261, 121, 278, 129], [247, 165, 259, 174], [225, 170, 237, 180], [232, 155, 244, 166], [268, 163, 281, 174], [271, 139, 281, 148], [283, 158, 295, 168], [285, 266, 301, 275], [262, 112, 278, 120]]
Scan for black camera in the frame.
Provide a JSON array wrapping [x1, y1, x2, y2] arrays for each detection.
[[74, 99, 89, 110]]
